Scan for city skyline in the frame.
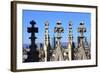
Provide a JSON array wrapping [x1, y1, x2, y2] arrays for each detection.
[[22, 10, 91, 45]]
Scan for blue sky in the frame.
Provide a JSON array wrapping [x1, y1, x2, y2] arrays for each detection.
[[22, 10, 91, 45]]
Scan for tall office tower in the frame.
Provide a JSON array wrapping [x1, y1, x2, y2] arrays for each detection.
[[44, 21, 51, 61], [67, 21, 75, 60], [54, 21, 64, 61], [52, 35, 56, 49], [77, 22, 87, 60], [38, 43, 45, 62], [84, 37, 89, 48], [26, 20, 39, 62]]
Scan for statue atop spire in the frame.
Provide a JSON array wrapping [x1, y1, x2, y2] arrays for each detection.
[[77, 21, 87, 60], [53, 20, 64, 61]]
